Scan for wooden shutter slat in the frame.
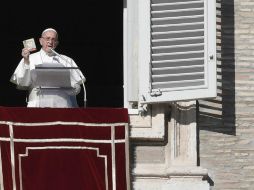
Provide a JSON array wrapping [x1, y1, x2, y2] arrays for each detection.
[[152, 1, 204, 11], [152, 31, 204, 40], [152, 73, 205, 83], [152, 16, 204, 26], [152, 58, 204, 68], [152, 67, 204, 75], [152, 37, 204, 47], [152, 45, 204, 54], [152, 23, 204, 33], [152, 0, 202, 4], [151, 80, 205, 89]]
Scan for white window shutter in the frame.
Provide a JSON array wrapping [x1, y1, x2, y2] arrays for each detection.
[[138, 0, 217, 104]]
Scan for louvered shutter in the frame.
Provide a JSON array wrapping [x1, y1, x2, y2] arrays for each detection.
[[138, 0, 216, 104]]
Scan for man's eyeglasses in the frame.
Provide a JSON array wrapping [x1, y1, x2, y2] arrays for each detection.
[[42, 37, 57, 43]]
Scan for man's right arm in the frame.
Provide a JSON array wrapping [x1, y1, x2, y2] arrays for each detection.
[[10, 48, 32, 87]]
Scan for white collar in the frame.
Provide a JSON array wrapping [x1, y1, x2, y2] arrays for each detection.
[[40, 49, 54, 57]]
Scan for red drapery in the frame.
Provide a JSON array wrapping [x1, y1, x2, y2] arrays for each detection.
[[0, 107, 129, 190]]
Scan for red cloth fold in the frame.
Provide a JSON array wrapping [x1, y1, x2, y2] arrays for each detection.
[[0, 107, 129, 190]]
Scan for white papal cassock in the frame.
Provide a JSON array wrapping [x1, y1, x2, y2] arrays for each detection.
[[10, 49, 86, 108]]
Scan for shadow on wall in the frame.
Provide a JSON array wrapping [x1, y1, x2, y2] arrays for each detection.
[[197, 0, 235, 136]]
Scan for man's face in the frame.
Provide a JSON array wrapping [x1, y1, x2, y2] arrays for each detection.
[[39, 31, 58, 53]]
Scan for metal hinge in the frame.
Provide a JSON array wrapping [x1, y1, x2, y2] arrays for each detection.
[[150, 89, 162, 97]]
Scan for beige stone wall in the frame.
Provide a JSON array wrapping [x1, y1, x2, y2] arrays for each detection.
[[130, 103, 210, 190], [198, 0, 254, 189]]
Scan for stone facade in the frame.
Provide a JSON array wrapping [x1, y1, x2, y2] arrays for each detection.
[[130, 103, 209, 190], [198, 0, 254, 189], [129, 0, 254, 189]]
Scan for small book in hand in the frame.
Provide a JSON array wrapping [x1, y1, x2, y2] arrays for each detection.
[[23, 38, 37, 51]]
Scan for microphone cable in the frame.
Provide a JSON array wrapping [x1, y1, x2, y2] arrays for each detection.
[[50, 48, 87, 107]]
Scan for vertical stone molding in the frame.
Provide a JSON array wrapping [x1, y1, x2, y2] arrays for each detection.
[[170, 101, 197, 166]]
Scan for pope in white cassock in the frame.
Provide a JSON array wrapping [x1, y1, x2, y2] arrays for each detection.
[[10, 28, 86, 108]]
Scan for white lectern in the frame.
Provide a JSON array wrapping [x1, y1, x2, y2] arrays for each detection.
[[32, 62, 78, 88], [30, 63, 80, 108]]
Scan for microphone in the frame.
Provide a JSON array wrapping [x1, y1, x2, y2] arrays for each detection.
[[49, 47, 59, 56], [49, 48, 72, 67], [49, 48, 87, 107]]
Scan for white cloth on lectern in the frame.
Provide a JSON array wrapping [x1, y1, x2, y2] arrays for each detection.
[[10, 49, 85, 108]]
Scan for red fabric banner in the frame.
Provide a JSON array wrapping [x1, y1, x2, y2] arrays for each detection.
[[0, 107, 129, 190]]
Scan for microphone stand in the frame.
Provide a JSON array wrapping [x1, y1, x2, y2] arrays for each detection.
[[50, 48, 87, 107]]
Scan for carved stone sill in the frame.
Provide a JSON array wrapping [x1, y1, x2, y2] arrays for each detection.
[[133, 164, 208, 179], [129, 104, 168, 140]]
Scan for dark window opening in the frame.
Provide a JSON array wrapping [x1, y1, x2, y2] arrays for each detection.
[[1, 1, 123, 108]]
